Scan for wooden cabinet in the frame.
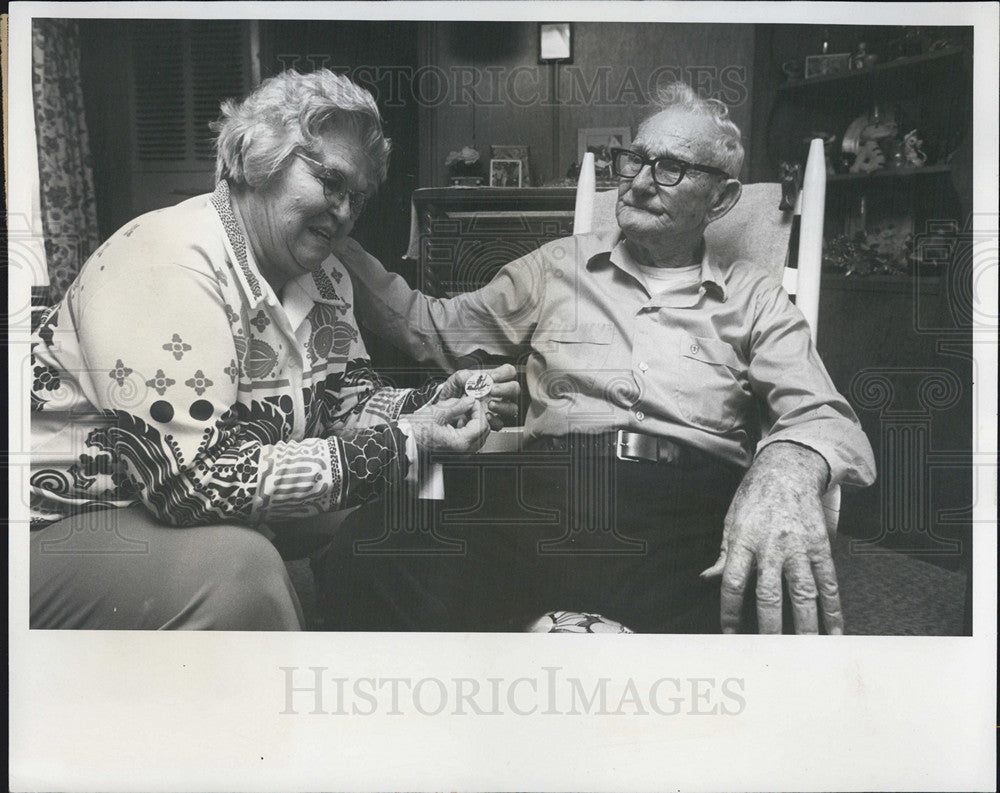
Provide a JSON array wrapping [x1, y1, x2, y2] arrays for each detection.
[[411, 187, 576, 295], [375, 186, 577, 388]]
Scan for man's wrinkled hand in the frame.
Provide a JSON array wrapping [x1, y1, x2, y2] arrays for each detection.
[[435, 364, 520, 431], [407, 395, 490, 453], [700, 442, 843, 635]]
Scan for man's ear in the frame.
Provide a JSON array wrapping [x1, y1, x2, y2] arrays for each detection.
[[705, 179, 742, 225]]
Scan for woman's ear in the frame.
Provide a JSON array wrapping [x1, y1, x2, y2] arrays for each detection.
[[706, 179, 742, 225]]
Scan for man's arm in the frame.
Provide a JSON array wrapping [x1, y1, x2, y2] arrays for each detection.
[[702, 275, 875, 633], [747, 278, 876, 488], [335, 237, 545, 372]]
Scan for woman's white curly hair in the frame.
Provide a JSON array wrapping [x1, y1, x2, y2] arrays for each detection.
[[640, 81, 744, 179], [212, 69, 391, 188]]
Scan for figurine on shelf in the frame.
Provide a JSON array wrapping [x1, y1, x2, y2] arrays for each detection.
[[780, 59, 804, 80], [902, 129, 928, 167], [778, 161, 801, 211], [850, 140, 886, 174], [886, 139, 907, 169], [842, 106, 897, 174], [885, 27, 929, 61], [850, 42, 878, 71]]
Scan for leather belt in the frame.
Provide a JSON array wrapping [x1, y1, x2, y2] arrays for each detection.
[[532, 431, 717, 468]]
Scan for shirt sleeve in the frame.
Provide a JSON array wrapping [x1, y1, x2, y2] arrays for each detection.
[[309, 315, 441, 441], [747, 279, 876, 488], [73, 256, 406, 528], [346, 243, 546, 371]]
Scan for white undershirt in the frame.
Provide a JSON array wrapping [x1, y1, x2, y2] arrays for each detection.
[[634, 261, 702, 295]]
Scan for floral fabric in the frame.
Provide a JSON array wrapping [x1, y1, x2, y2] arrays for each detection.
[[30, 182, 436, 529], [31, 19, 101, 302]]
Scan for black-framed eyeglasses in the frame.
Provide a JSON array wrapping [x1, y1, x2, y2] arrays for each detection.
[[610, 147, 731, 187], [295, 151, 371, 218]]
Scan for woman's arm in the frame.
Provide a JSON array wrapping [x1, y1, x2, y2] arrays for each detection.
[[69, 253, 409, 527]]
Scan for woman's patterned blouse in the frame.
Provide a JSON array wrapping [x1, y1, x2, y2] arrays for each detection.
[[29, 181, 438, 529]]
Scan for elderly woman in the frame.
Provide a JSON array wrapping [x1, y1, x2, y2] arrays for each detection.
[[29, 69, 516, 630]]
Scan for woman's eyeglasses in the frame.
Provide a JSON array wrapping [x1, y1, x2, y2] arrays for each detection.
[[610, 147, 731, 187], [295, 152, 370, 217]]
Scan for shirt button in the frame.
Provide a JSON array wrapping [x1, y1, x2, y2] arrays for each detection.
[[690, 343, 700, 355], [635, 410, 645, 421], [638, 361, 649, 372]]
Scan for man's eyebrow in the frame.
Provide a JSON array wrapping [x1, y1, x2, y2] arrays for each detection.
[[636, 145, 683, 161]]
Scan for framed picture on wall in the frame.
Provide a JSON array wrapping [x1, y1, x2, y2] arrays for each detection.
[[538, 22, 573, 63], [577, 126, 631, 186], [489, 158, 523, 187], [490, 145, 531, 186]]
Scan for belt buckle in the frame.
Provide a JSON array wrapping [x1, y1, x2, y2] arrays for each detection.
[[615, 430, 641, 462]]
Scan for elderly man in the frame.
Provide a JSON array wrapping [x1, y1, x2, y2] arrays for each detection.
[[330, 83, 875, 634]]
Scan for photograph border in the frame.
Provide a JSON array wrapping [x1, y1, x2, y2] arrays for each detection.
[[6, 3, 998, 792]]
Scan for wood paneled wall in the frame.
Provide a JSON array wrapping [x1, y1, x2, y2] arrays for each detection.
[[420, 22, 755, 187]]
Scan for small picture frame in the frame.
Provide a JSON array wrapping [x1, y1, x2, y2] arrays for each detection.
[[538, 22, 572, 64], [489, 158, 523, 187], [490, 145, 531, 186], [804, 52, 852, 79], [577, 126, 631, 186]]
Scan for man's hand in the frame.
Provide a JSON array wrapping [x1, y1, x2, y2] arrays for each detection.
[[331, 236, 375, 269], [435, 364, 520, 431], [700, 442, 843, 635], [407, 396, 490, 453]]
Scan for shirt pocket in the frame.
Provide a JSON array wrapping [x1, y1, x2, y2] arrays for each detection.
[[675, 334, 749, 432], [534, 322, 614, 391]]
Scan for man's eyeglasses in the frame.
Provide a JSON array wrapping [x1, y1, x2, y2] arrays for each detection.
[[295, 151, 371, 218], [610, 148, 731, 187]]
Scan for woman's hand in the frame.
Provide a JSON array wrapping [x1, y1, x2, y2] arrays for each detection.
[[435, 364, 521, 431], [407, 395, 490, 453]]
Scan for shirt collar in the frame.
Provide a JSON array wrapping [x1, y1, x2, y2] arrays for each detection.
[[211, 181, 351, 336], [210, 180, 272, 310], [600, 230, 728, 302], [282, 262, 351, 334]]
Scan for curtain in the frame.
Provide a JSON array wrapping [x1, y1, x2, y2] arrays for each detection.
[[31, 18, 101, 302]]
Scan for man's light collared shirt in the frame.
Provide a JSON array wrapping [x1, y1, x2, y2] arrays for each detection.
[[349, 229, 876, 487]]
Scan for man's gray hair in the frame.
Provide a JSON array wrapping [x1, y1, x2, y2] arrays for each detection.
[[212, 69, 391, 188], [641, 81, 745, 178]]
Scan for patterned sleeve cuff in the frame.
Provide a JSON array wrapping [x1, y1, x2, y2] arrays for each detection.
[[334, 424, 409, 507], [399, 379, 445, 414], [359, 387, 413, 423]]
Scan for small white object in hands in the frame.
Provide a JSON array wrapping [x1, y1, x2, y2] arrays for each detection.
[[464, 372, 494, 400]]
